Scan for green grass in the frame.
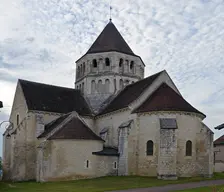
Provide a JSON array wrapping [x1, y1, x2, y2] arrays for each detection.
[[0, 173, 224, 192], [177, 185, 224, 192]]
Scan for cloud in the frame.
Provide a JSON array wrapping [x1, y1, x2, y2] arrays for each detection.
[[0, 0, 224, 155]]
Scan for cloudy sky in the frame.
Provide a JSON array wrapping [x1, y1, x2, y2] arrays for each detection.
[[0, 0, 224, 156]]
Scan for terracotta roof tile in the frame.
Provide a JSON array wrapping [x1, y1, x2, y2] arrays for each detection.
[[133, 83, 205, 117]]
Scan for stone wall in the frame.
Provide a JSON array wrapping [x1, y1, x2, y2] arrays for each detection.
[[95, 156, 118, 177], [75, 51, 144, 96], [37, 139, 104, 181], [134, 113, 213, 178], [214, 145, 224, 172], [3, 81, 28, 181]]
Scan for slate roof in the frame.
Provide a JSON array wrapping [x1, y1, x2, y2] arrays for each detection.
[[38, 113, 71, 138], [98, 71, 163, 115], [133, 83, 205, 117], [92, 147, 119, 156], [214, 135, 224, 146], [19, 79, 92, 116], [86, 21, 135, 56], [48, 115, 103, 141]]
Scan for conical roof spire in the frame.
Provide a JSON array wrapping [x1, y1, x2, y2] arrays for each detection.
[[86, 21, 136, 56]]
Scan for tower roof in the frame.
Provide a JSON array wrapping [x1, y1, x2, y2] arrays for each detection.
[[86, 21, 136, 56]]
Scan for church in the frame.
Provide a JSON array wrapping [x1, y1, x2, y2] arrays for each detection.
[[3, 20, 214, 182]]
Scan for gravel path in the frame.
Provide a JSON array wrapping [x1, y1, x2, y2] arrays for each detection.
[[109, 179, 224, 192]]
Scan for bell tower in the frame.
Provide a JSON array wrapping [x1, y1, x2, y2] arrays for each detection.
[[75, 21, 145, 113]]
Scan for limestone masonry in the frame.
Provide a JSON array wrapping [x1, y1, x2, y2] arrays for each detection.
[[3, 20, 214, 182]]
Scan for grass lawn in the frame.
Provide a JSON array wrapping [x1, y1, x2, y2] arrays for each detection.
[[177, 185, 224, 192], [0, 173, 224, 192]]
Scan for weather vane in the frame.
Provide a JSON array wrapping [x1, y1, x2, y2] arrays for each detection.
[[109, 5, 112, 22]]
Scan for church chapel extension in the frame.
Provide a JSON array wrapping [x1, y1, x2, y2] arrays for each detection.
[[3, 20, 214, 182]]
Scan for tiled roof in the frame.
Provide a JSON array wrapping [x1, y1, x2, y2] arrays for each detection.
[[214, 135, 224, 146], [98, 71, 163, 115], [48, 115, 103, 141], [86, 21, 135, 56], [19, 79, 92, 116], [133, 83, 205, 117], [37, 113, 70, 138], [92, 147, 119, 156]]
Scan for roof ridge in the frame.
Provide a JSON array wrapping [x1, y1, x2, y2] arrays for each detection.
[[97, 70, 165, 116], [19, 79, 77, 91], [132, 82, 205, 117], [214, 134, 224, 142], [126, 70, 165, 88]]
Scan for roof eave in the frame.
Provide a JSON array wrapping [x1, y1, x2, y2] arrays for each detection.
[[76, 51, 145, 66]]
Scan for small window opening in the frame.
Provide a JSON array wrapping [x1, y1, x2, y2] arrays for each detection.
[[186, 140, 192, 156], [146, 140, 153, 156], [114, 161, 117, 169], [130, 61, 134, 70], [16, 114, 19, 126], [119, 59, 123, 67], [105, 58, 110, 66], [83, 63, 85, 74], [93, 59, 97, 68], [86, 160, 89, 168]]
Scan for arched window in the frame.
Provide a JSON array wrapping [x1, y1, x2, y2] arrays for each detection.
[[93, 59, 97, 68], [119, 79, 124, 89], [77, 66, 80, 78], [91, 80, 96, 93], [16, 114, 20, 126], [98, 80, 103, 93], [105, 79, 110, 93], [130, 61, 134, 73], [83, 63, 85, 74], [119, 59, 123, 67], [186, 140, 192, 156], [146, 140, 153, 156], [80, 64, 83, 75], [82, 82, 84, 93], [105, 58, 110, 66]]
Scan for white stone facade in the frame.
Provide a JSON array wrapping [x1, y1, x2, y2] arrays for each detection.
[[2, 21, 214, 182]]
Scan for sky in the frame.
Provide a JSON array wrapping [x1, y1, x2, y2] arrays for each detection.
[[0, 0, 224, 156]]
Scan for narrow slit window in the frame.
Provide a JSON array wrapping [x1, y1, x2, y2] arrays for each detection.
[[16, 114, 20, 126], [146, 140, 153, 156], [86, 160, 89, 168], [114, 161, 117, 169], [186, 140, 192, 156]]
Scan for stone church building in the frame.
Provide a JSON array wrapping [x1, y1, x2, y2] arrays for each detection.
[[3, 21, 214, 182]]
